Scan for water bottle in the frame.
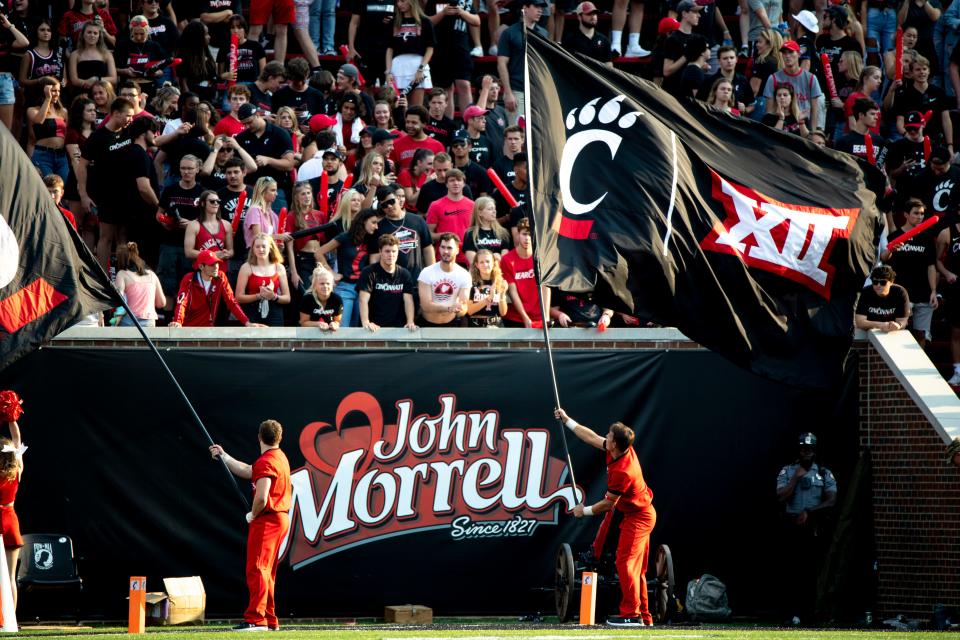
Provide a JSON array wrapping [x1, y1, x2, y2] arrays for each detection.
[[777, 21, 790, 36], [723, 37, 734, 46]]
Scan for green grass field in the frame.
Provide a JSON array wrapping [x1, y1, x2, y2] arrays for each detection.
[[11, 624, 952, 639]]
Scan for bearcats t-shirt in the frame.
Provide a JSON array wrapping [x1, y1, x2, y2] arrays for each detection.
[[358, 263, 416, 327], [606, 445, 654, 513], [500, 249, 541, 323], [855, 284, 910, 321], [299, 291, 344, 322], [884, 228, 936, 302], [417, 262, 472, 308], [251, 448, 291, 513]]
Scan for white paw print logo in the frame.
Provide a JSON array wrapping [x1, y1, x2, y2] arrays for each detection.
[[559, 95, 644, 216]]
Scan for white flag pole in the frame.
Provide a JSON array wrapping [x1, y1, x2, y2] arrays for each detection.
[[0, 536, 18, 632]]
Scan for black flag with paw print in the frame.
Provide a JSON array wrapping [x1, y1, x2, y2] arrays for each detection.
[[526, 33, 882, 388], [0, 125, 120, 371]]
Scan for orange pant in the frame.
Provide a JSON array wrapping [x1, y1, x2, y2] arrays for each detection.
[[615, 507, 656, 623], [244, 512, 289, 627]]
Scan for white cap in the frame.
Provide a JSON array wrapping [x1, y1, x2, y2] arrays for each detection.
[[792, 10, 819, 34]]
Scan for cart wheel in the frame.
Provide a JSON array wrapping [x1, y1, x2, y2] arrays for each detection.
[[653, 544, 675, 623], [555, 543, 576, 622]]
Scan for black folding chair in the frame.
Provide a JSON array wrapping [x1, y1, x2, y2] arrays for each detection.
[[16, 534, 83, 622]]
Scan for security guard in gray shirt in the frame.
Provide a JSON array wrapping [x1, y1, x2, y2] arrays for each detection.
[[775, 432, 838, 625], [777, 432, 838, 524]]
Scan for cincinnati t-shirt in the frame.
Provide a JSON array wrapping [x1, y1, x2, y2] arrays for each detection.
[[885, 228, 936, 302], [299, 291, 344, 322], [462, 226, 511, 255], [358, 263, 416, 326], [855, 284, 910, 321]]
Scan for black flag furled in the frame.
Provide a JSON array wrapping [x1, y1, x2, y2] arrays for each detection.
[[527, 34, 881, 388], [0, 125, 120, 370]]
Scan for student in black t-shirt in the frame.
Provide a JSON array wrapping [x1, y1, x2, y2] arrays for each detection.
[[347, 0, 396, 88], [358, 234, 418, 330], [762, 83, 809, 137], [79, 97, 136, 273], [217, 158, 254, 285], [451, 132, 492, 197], [895, 56, 951, 144], [156, 154, 206, 299], [561, 1, 613, 66], [120, 116, 161, 265], [272, 58, 326, 122], [854, 265, 911, 332], [216, 16, 266, 87], [880, 198, 938, 346], [424, 88, 455, 147], [371, 184, 434, 279], [235, 102, 296, 210], [463, 196, 511, 265], [298, 265, 344, 330], [385, 0, 436, 107]]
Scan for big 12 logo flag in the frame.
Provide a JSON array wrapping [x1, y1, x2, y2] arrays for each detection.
[[279, 391, 580, 568], [526, 34, 881, 388], [0, 125, 119, 370]]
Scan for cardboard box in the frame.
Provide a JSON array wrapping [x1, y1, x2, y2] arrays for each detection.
[[384, 604, 433, 624], [145, 577, 206, 626]]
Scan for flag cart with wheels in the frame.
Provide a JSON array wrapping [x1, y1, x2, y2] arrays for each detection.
[[554, 537, 676, 624]]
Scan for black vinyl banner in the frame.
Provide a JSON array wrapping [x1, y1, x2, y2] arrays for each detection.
[[1, 348, 857, 618]]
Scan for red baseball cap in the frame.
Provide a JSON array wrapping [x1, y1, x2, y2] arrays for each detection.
[[194, 249, 219, 268], [658, 17, 680, 35], [309, 113, 337, 133], [463, 105, 487, 120], [780, 40, 801, 53]]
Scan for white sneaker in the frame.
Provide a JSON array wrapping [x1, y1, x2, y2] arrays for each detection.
[[948, 371, 960, 386], [469, 46, 483, 57], [623, 44, 652, 57], [487, 45, 498, 55]]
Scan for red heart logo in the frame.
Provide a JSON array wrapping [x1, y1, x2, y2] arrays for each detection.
[[299, 392, 385, 476]]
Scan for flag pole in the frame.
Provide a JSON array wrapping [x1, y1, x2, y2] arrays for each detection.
[[521, 30, 580, 503], [98, 266, 250, 510]]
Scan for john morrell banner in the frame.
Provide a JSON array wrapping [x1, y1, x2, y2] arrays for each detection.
[[2, 348, 856, 617]]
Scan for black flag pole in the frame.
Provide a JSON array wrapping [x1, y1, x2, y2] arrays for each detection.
[[103, 265, 250, 509], [521, 30, 581, 505]]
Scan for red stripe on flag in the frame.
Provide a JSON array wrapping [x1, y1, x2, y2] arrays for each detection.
[[558, 217, 594, 240], [0, 278, 68, 334]]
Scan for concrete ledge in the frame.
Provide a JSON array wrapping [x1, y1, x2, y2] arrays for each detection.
[[867, 329, 960, 444], [54, 326, 692, 343]]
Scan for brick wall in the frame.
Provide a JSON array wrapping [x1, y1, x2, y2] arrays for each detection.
[[856, 341, 960, 619], [49, 329, 960, 617]]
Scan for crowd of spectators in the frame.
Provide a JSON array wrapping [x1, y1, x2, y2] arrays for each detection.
[[5, 0, 960, 372]]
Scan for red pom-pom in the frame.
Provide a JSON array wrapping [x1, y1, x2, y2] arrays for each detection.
[[0, 391, 23, 422]]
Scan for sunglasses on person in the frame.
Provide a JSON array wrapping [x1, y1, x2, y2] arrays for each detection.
[[873, 280, 888, 286], [206, 198, 221, 205], [380, 199, 397, 208]]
